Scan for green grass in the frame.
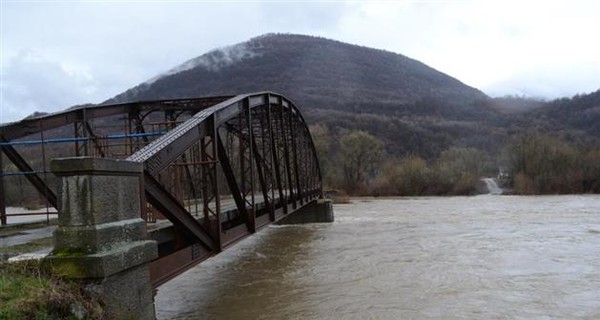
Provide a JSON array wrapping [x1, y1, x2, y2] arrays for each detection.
[[0, 264, 51, 319], [0, 260, 102, 319]]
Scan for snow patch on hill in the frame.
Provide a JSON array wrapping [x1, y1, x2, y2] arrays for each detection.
[[144, 43, 260, 85]]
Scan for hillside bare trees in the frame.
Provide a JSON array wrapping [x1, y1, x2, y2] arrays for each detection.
[[339, 131, 385, 193], [508, 133, 600, 194]]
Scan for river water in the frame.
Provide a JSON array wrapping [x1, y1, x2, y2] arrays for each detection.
[[156, 195, 600, 319]]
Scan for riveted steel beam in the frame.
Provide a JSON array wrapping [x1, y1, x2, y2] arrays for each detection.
[[216, 132, 252, 231], [0, 96, 233, 141], [0, 139, 57, 208], [144, 172, 215, 250]]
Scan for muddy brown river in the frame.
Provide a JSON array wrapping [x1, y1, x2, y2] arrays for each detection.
[[156, 195, 600, 319]]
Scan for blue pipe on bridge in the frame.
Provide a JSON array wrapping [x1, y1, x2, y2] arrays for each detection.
[[0, 131, 166, 146], [0, 131, 167, 177]]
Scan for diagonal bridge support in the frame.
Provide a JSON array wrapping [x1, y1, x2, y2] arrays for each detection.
[[0, 91, 326, 290]]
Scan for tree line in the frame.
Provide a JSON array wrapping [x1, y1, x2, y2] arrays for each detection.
[[311, 125, 600, 196], [2, 125, 598, 209]]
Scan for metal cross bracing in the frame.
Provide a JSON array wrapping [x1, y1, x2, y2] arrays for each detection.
[[128, 92, 323, 286], [0, 96, 232, 225], [0, 92, 323, 288]]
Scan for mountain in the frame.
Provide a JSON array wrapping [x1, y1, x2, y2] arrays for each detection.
[[106, 33, 598, 160], [108, 34, 487, 109], [107, 33, 497, 157], [530, 89, 600, 138]]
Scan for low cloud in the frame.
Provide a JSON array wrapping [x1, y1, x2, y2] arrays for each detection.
[[1, 50, 99, 123], [2, 1, 599, 122], [483, 61, 600, 99]]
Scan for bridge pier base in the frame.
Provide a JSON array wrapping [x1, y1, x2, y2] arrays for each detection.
[[45, 157, 158, 320], [277, 198, 334, 224]]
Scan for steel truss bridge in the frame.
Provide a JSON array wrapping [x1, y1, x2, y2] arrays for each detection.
[[0, 92, 323, 286]]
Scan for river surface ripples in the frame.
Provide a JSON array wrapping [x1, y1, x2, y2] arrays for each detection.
[[156, 195, 600, 319]]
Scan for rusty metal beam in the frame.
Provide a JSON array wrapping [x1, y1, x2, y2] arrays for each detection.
[[201, 132, 222, 251], [128, 106, 221, 175], [0, 153, 5, 226], [289, 110, 301, 207], [0, 92, 324, 291], [216, 133, 252, 231], [144, 172, 215, 250], [0, 140, 57, 208], [251, 135, 272, 217], [0, 96, 232, 141], [241, 98, 255, 231], [270, 105, 285, 213], [84, 120, 106, 157], [280, 102, 294, 206]]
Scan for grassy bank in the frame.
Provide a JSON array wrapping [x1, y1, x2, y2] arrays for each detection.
[[0, 260, 101, 320]]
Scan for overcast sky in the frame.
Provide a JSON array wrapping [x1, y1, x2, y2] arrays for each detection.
[[1, 0, 599, 123]]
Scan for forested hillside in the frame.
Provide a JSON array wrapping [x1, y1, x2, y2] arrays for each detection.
[[109, 33, 487, 108], [103, 33, 600, 195], [107, 34, 502, 158], [13, 34, 596, 197]]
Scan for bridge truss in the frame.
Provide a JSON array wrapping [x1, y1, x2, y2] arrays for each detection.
[[0, 92, 323, 286]]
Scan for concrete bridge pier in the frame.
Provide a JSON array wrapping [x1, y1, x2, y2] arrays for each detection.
[[45, 157, 157, 319], [276, 198, 334, 225]]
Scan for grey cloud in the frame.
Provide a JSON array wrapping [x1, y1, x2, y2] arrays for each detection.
[[484, 62, 600, 99], [2, 1, 599, 123], [1, 51, 99, 122], [259, 2, 350, 31]]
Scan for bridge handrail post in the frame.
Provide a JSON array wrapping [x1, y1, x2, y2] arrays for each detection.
[[44, 157, 158, 319]]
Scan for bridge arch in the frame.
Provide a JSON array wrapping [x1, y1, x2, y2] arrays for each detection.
[[129, 92, 323, 285], [127, 91, 321, 237]]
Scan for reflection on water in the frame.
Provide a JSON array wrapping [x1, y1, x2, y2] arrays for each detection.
[[156, 195, 600, 319]]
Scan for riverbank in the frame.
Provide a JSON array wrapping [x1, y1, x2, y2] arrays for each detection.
[[0, 260, 101, 319]]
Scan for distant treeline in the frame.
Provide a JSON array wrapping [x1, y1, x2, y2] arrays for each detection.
[[312, 126, 600, 196], [508, 132, 600, 194]]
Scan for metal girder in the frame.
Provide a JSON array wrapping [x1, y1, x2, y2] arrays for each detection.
[[251, 135, 272, 218], [127, 99, 241, 175], [216, 132, 254, 232], [0, 91, 324, 290], [74, 110, 88, 156], [128, 110, 150, 153], [73, 108, 105, 157], [238, 98, 255, 214], [144, 172, 215, 250], [280, 101, 295, 207], [0, 153, 5, 226], [253, 100, 276, 220], [84, 121, 106, 157], [269, 105, 285, 215], [289, 110, 301, 206], [200, 134, 221, 250], [0, 140, 57, 208], [0, 96, 233, 141]]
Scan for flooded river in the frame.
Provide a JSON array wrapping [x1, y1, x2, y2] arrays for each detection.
[[156, 195, 600, 319]]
